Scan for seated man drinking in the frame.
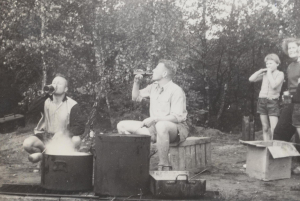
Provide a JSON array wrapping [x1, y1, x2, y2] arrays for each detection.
[[23, 74, 85, 163], [117, 59, 189, 171]]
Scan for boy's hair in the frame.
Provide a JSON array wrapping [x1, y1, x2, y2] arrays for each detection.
[[55, 73, 68, 87], [264, 53, 280, 64], [282, 37, 300, 55], [158, 59, 178, 78]]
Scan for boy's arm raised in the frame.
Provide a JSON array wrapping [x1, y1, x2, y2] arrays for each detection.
[[249, 69, 266, 82]]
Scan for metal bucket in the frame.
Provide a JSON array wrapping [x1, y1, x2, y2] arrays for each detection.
[[94, 133, 151, 196], [41, 152, 93, 191]]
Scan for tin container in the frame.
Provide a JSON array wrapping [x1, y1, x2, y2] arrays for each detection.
[[149, 171, 206, 198], [41, 152, 93, 191]]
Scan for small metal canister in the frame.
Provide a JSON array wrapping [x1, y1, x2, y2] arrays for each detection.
[[283, 91, 292, 104]]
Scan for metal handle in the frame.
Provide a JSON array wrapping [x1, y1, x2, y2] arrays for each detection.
[[166, 174, 189, 184], [53, 160, 68, 172]]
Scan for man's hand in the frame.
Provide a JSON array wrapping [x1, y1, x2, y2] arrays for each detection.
[[134, 74, 143, 84], [141, 117, 156, 128], [298, 77, 300, 84]]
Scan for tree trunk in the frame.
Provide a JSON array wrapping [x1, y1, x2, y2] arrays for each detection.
[[40, 0, 47, 91], [217, 83, 228, 121], [105, 92, 113, 129], [200, 0, 210, 124]]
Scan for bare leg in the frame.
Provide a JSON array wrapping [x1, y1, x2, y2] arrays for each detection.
[[23, 136, 45, 163], [117, 120, 150, 135], [155, 121, 178, 169], [260, 115, 270, 141], [269, 116, 278, 140]]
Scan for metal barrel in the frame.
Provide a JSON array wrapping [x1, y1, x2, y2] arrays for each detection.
[[94, 133, 151, 196]]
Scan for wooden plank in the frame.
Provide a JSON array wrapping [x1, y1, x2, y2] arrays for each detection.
[[191, 145, 196, 169], [205, 142, 212, 166], [170, 137, 211, 147], [195, 145, 202, 167], [178, 147, 185, 170], [185, 146, 192, 170], [200, 144, 206, 167], [168, 147, 179, 170]]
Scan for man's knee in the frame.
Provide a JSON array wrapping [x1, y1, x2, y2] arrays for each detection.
[[155, 121, 171, 135], [117, 121, 131, 134], [23, 136, 41, 153], [23, 137, 34, 151], [117, 121, 125, 132]]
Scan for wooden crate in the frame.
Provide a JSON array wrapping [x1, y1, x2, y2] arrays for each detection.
[[0, 114, 25, 134], [168, 137, 211, 172]]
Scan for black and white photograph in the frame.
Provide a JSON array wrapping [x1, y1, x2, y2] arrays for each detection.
[[1, 0, 300, 200]]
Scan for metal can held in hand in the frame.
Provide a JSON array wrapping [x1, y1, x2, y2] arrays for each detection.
[[43, 84, 56, 94], [283, 91, 292, 104]]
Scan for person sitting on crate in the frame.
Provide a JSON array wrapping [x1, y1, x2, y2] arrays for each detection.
[[23, 74, 85, 163], [117, 59, 189, 171]]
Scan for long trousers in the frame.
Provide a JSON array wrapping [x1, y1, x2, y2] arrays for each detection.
[[273, 103, 300, 152]]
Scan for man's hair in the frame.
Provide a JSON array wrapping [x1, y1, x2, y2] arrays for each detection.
[[264, 53, 280, 64], [55, 73, 68, 87], [158, 59, 178, 78], [282, 37, 300, 55]]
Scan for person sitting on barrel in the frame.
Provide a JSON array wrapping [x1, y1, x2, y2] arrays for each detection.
[[117, 59, 189, 171], [23, 73, 85, 163]]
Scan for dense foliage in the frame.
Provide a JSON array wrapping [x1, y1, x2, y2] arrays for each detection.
[[1, 0, 300, 132]]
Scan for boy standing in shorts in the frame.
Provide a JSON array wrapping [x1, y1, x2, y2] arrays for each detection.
[[249, 54, 284, 140]]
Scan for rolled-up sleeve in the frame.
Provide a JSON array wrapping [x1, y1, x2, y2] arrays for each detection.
[[136, 84, 153, 102], [170, 89, 187, 123]]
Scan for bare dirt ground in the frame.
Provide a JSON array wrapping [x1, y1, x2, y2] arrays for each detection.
[[1, 128, 300, 200]]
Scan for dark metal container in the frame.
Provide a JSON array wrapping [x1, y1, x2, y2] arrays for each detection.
[[41, 153, 93, 191], [94, 134, 151, 196], [149, 171, 206, 198]]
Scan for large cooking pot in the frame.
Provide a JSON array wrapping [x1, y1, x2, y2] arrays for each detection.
[[41, 152, 93, 191]]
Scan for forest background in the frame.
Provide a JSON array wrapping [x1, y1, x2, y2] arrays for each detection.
[[1, 0, 300, 134]]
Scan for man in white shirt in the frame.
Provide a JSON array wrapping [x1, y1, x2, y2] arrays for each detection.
[[117, 59, 189, 171]]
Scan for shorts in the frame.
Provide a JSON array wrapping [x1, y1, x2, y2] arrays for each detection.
[[257, 98, 280, 116], [34, 132, 54, 143], [292, 104, 300, 127], [147, 121, 189, 145]]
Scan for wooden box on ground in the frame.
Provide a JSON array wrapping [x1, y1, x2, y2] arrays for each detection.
[[0, 114, 24, 134], [168, 137, 211, 172], [149, 171, 206, 198], [240, 140, 300, 181]]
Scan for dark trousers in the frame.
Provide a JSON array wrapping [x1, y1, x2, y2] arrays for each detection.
[[273, 103, 300, 152]]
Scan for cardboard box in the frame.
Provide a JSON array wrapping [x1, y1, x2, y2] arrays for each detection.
[[240, 140, 300, 181]]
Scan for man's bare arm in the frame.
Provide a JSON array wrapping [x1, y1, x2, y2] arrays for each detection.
[[132, 74, 143, 101]]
